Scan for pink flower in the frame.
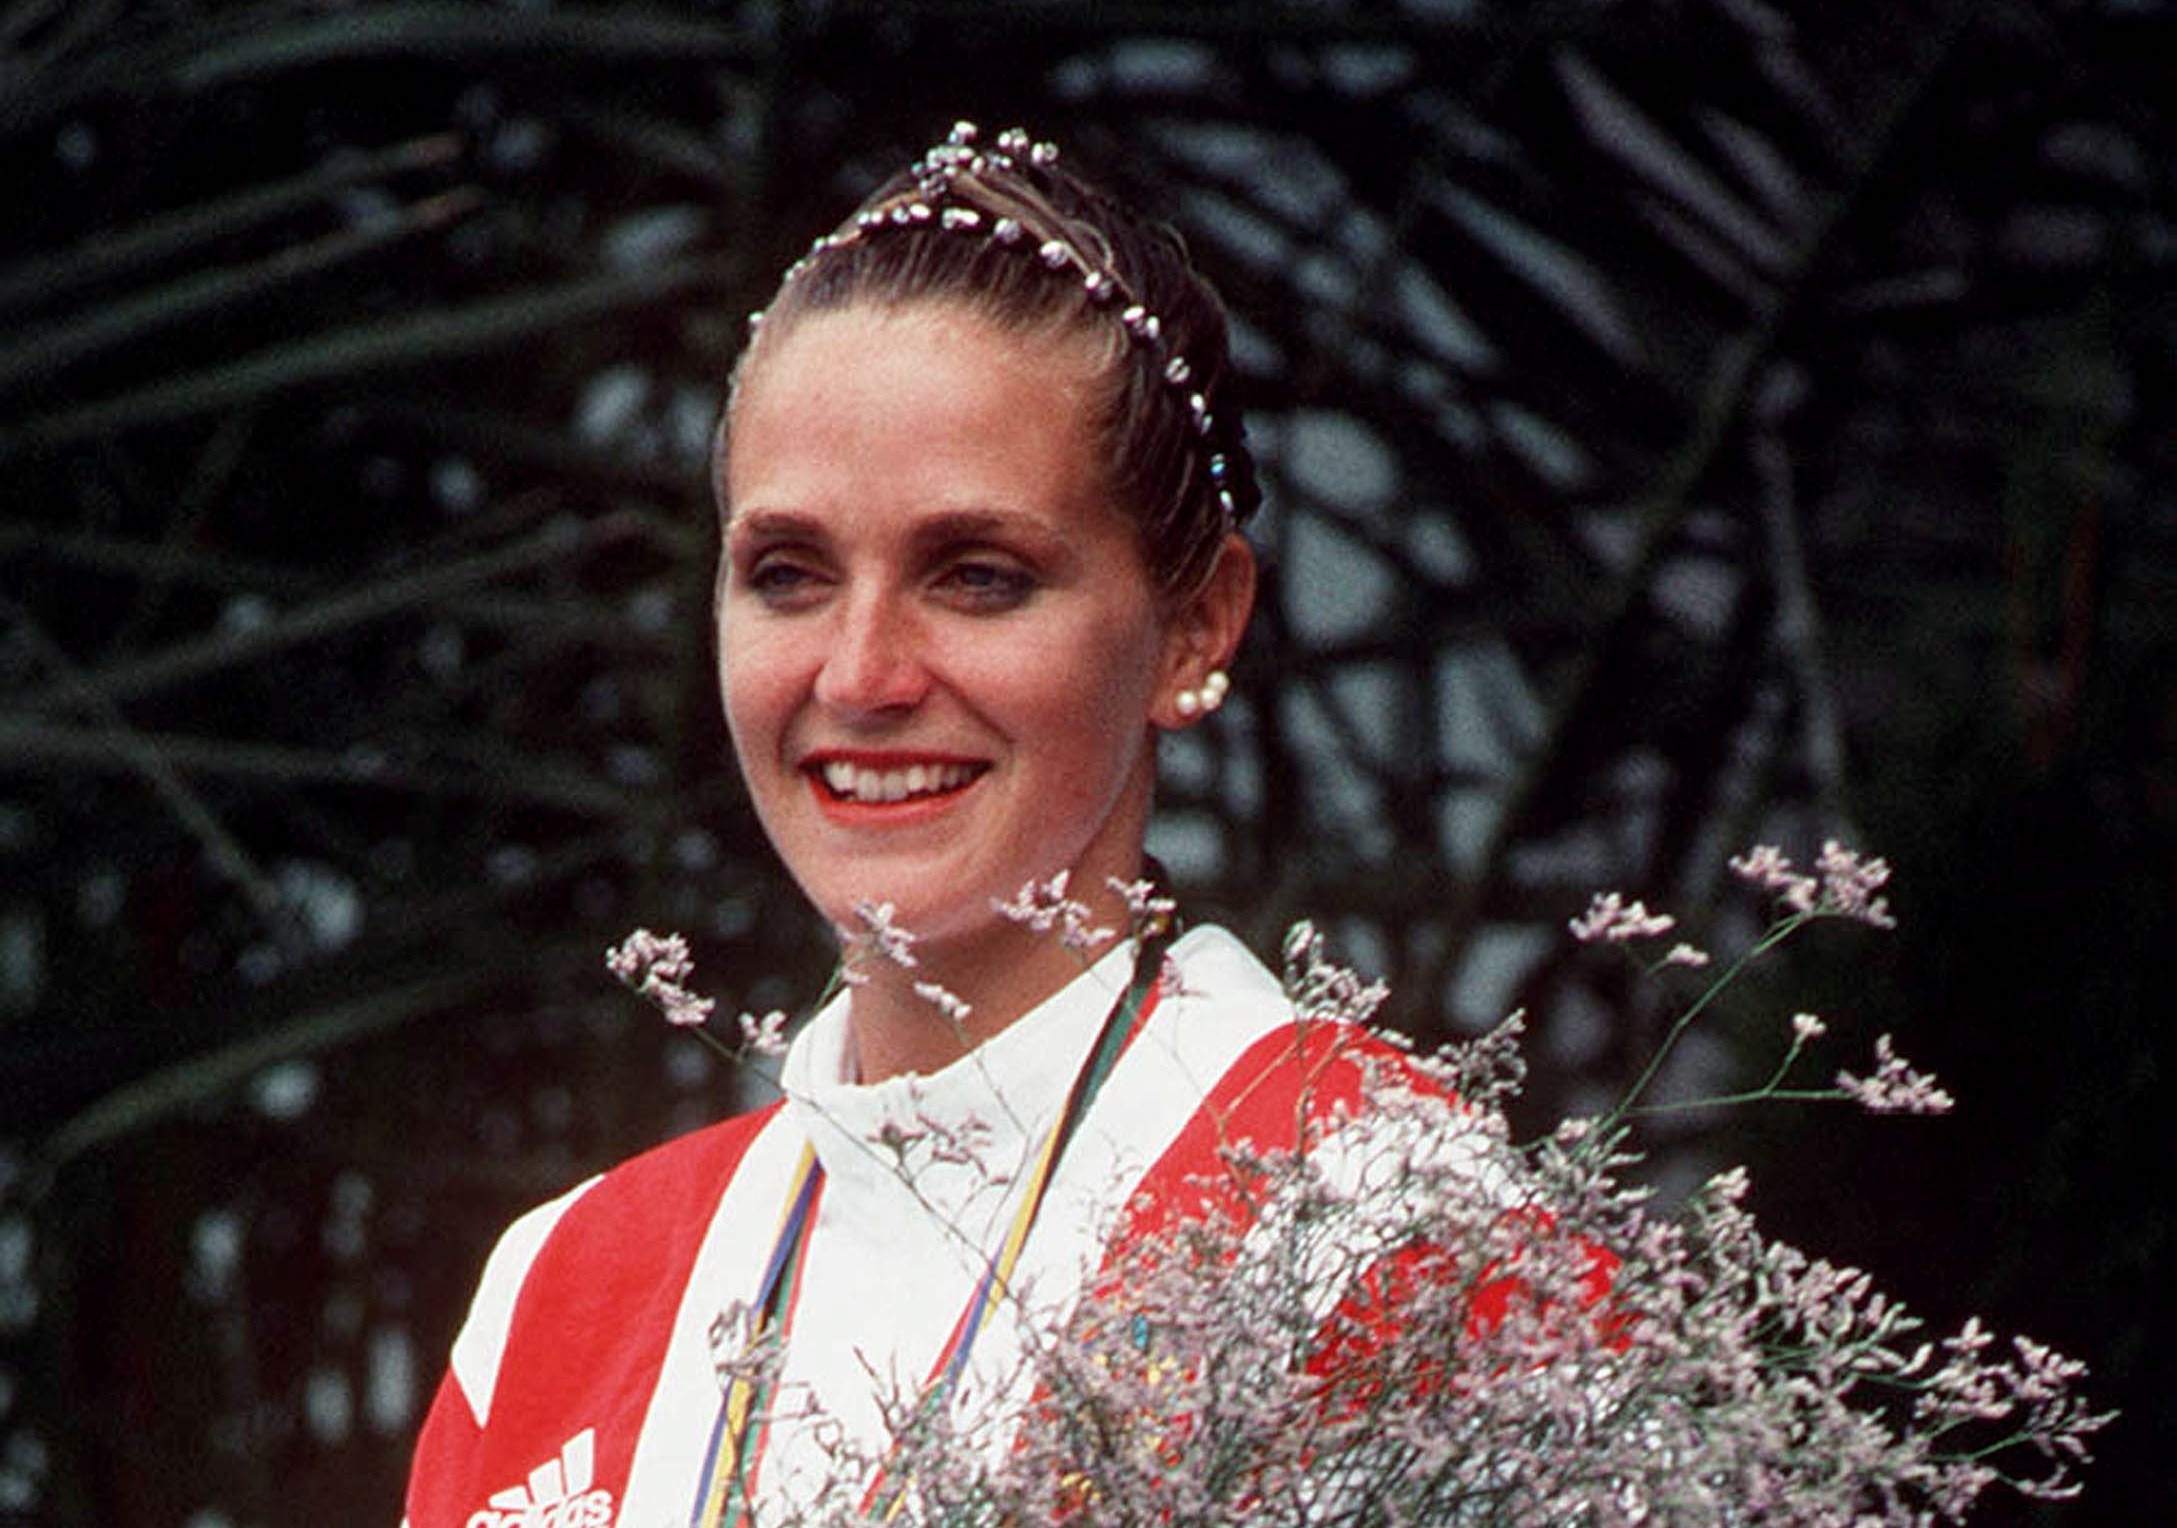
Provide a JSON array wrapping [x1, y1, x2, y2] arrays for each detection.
[[1568, 890, 1677, 943], [1728, 844, 1821, 912], [992, 871, 1117, 953], [850, 898, 919, 968], [1837, 1033, 1955, 1114], [736, 1008, 790, 1057], [912, 980, 973, 1028], [1814, 839, 1898, 927], [1730, 841, 1897, 928], [605, 928, 715, 1028], [1108, 875, 1178, 938]]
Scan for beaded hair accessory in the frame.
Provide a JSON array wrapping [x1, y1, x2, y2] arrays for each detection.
[[761, 121, 1244, 529]]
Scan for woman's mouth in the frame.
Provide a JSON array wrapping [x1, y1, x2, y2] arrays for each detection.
[[812, 758, 986, 805]]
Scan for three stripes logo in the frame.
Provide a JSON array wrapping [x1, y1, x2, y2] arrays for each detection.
[[464, 1429, 617, 1528]]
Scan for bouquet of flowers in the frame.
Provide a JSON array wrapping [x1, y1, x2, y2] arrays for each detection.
[[611, 845, 2107, 1526]]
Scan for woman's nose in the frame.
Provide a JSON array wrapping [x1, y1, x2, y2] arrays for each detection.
[[812, 589, 929, 716]]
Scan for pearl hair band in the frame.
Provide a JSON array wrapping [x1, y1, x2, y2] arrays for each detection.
[[759, 122, 1243, 529], [1175, 669, 1230, 719]]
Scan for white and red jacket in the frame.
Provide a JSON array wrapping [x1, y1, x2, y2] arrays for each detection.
[[403, 925, 1442, 1528]]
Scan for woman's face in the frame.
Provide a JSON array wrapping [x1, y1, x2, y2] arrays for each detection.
[[717, 301, 1186, 962]]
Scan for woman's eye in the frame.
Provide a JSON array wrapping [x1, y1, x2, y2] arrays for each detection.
[[741, 555, 825, 605], [939, 559, 1037, 610]]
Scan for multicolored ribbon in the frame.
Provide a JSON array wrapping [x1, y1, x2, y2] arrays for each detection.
[[688, 1140, 822, 1528], [690, 933, 1169, 1528]]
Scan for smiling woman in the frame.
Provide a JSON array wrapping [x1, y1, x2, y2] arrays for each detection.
[[719, 302, 1234, 1075], [399, 124, 1444, 1528]]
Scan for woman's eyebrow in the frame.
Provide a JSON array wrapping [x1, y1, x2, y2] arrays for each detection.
[[724, 507, 826, 542], [913, 510, 1010, 542], [910, 509, 1073, 554], [725, 506, 1075, 564]]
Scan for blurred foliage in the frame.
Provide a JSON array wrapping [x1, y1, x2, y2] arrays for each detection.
[[0, 1, 2169, 1523]]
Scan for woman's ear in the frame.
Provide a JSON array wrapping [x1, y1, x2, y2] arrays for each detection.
[[1154, 533, 1257, 729]]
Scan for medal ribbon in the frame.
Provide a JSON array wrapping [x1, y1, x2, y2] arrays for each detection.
[[688, 1141, 822, 1528], [690, 933, 1169, 1528]]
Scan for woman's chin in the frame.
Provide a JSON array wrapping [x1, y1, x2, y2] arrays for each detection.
[[824, 889, 1071, 973]]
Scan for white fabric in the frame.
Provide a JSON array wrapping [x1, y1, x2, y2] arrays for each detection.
[[754, 935, 1138, 1507], [444, 923, 1303, 1527], [448, 1172, 598, 1426]]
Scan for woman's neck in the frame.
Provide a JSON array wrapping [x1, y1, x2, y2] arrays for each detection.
[[841, 906, 1134, 1084]]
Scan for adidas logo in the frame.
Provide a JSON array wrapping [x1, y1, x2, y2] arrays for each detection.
[[465, 1429, 617, 1528]]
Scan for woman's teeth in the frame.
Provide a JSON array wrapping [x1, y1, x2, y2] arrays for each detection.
[[820, 760, 978, 803]]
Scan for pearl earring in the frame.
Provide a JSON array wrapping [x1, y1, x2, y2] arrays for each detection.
[[1175, 668, 1230, 719]]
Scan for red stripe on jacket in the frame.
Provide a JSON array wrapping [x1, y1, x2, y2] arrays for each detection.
[[404, 1104, 780, 1526]]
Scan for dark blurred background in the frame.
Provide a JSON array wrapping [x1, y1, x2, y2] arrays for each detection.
[[1, 2, 2169, 1523]]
